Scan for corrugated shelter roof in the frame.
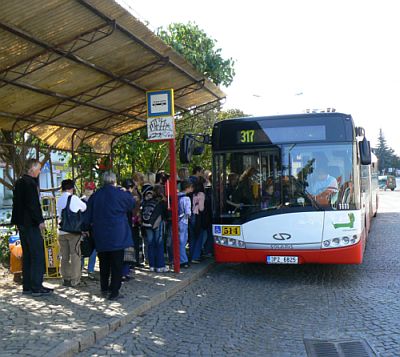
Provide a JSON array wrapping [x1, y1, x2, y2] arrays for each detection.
[[0, 0, 225, 153]]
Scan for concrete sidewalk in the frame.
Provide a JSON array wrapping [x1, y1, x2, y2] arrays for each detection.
[[0, 260, 215, 357]]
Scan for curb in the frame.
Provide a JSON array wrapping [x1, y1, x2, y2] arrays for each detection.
[[49, 261, 216, 357]]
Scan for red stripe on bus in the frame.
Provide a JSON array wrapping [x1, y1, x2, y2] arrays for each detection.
[[214, 229, 367, 264]]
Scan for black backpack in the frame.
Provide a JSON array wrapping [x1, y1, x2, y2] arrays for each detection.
[[141, 198, 163, 229]]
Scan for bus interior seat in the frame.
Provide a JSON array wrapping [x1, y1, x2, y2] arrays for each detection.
[[342, 187, 351, 204]]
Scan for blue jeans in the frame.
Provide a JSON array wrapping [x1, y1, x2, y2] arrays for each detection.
[[18, 225, 45, 291], [165, 221, 173, 264], [146, 223, 165, 269], [178, 221, 189, 264], [189, 215, 205, 261], [81, 249, 97, 273], [87, 249, 96, 272]]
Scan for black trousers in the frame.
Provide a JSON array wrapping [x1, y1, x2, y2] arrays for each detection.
[[18, 225, 45, 291], [97, 250, 124, 295], [132, 226, 143, 263]]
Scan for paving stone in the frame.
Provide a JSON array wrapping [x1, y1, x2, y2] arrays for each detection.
[[79, 192, 400, 356], [0, 255, 211, 356]]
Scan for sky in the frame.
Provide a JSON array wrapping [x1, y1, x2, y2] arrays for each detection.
[[121, 0, 400, 154]]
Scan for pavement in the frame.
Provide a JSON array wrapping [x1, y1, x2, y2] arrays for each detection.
[[0, 260, 215, 357]]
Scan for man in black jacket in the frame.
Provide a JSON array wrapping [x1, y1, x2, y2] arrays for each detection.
[[11, 159, 53, 296]]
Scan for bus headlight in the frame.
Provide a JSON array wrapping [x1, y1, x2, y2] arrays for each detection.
[[323, 240, 330, 247], [321, 234, 361, 249], [350, 234, 358, 244], [214, 236, 245, 249], [237, 240, 245, 248]]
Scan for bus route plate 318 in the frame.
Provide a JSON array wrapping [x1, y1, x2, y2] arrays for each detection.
[[267, 256, 299, 264]]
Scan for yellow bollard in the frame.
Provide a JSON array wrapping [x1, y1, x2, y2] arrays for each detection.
[[41, 196, 61, 278]]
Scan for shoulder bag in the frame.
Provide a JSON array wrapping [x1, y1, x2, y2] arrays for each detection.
[[59, 195, 83, 233]]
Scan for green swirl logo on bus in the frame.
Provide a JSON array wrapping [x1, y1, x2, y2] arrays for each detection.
[[332, 213, 355, 229]]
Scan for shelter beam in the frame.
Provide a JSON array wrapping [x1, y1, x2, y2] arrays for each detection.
[[21, 57, 170, 133], [0, 19, 154, 95], [0, 110, 122, 136], [0, 140, 109, 157], [0, 77, 145, 122]]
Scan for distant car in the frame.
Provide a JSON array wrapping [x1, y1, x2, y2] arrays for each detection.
[[378, 175, 397, 191]]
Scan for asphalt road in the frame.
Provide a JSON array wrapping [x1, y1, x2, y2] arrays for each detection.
[[81, 189, 400, 357]]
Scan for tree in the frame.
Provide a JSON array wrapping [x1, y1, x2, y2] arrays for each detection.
[[68, 129, 171, 187], [0, 130, 51, 190], [157, 22, 235, 87], [375, 129, 400, 174], [217, 109, 249, 121], [376, 129, 391, 173]]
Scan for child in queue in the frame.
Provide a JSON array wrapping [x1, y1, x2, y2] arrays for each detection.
[[141, 184, 169, 273], [178, 180, 193, 268]]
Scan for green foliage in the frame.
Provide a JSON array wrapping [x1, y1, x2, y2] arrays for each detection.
[[157, 22, 235, 87], [175, 107, 249, 170], [69, 129, 171, 185], [375, 129, 400, 174], [67, 108, 249, 181], [0, 226, 14, 268], [112, 129, 170, 179], [217, 109, 250, 121]]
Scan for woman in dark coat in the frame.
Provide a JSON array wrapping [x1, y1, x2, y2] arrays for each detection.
[[83, 171, 135, 300]]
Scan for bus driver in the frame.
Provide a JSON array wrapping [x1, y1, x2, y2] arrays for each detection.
[[307, 163, 338, 205]]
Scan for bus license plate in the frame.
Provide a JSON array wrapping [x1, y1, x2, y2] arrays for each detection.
[[267, 256, 298, 264]]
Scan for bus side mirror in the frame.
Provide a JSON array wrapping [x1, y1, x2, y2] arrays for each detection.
[[179, 134, 209, 164], [359, 137, 371, 165], [193, 146, 204, 155], [179, 134, 196, 164]]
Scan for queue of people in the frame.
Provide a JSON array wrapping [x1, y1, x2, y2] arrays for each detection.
[[11, 161, 215, 300]]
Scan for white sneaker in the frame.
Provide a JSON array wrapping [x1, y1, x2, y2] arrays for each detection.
[[149, 267, 155, 272], [156, 266, 170, 273]]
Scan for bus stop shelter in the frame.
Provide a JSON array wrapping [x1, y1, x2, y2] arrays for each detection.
[[0, 0, 225, 154]]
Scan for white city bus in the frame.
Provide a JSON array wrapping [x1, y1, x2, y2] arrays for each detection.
[[210, 112, 377, 264]]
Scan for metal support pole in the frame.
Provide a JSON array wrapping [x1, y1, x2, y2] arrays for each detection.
[[71, 131, 76, 181], [168, 139, 180, 273]]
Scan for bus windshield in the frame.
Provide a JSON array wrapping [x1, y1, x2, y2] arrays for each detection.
[[214, 143, 356, 219]]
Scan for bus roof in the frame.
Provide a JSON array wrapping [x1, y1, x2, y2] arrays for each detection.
[[217, 112, 353, 124]]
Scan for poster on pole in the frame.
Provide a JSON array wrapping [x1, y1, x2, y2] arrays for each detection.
[[147, 116, 175, 141]]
